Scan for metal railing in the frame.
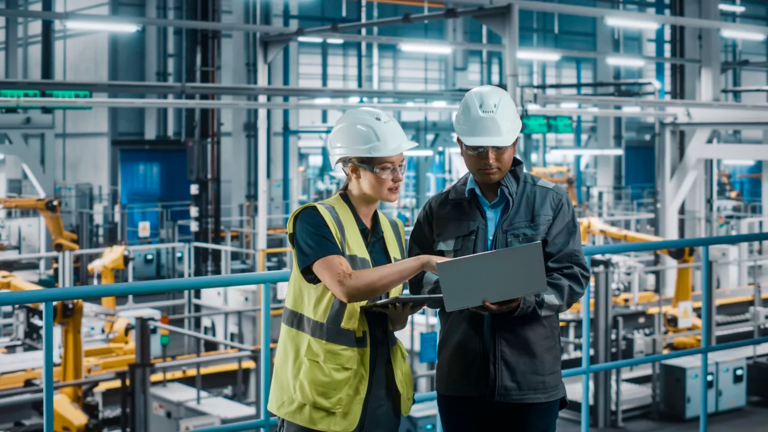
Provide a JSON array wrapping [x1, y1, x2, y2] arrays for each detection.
[[1, 233, 768, 432]]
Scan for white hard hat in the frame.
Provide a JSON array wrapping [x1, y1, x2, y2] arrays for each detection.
[[328, 108, 418, 166], [453, 85, 522, 147]]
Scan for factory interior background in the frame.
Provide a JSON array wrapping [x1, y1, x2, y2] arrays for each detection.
[[2, 0, 768, 431]]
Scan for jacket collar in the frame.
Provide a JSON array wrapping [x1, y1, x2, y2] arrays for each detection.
[[449, 157, 524, 202]]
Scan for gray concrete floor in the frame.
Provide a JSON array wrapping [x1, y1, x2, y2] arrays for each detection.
[[556, 400, 768, 432]]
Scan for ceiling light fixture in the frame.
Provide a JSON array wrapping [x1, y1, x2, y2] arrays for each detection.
[[719, 4, 746, 13], [517, 51, 562, 61], [621, 106, 643, 112], [721, 29, 767, 41], [297, 36, 324, 43], [325, 38, 345, 44], [399, 43, 453, 55], [605, 17, 661, 31], [721, 159, 757, 166], [550, 148, 624, 156], [63, 21, 142, 32], [313, 98, 332, 104], [606, 56, 646, 67], [560, 102, 580, 109]]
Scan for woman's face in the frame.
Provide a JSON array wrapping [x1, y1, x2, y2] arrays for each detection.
[[352, 154, 406, 203]]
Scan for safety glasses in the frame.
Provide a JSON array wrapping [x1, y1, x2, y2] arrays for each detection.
[[352, 161, 408, 179], [461, 145, 512, 157]]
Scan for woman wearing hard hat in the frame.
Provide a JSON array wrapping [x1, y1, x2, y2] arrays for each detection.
[[268, 107, 448, 432]]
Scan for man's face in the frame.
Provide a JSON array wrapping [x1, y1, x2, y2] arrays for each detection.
[[458, 138, 518, 185]]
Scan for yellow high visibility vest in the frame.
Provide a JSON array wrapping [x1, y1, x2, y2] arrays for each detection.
[[268, 193, 414, 432]]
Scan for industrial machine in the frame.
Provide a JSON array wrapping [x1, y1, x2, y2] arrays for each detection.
[[0, 271, 99, 432], [149, 382, 255, 430], [87, 245, 130, 333], [530, 166, 578, 206], [660, 355, 717, 421], [579, 217, 700, 347], [0, 198, 79, 251], [660, 352, 748, 421]]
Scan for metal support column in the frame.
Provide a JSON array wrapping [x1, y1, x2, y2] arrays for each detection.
[[133, 317, 152, 432], [43, 301, 54, 432], [504, 4, 519, 102], [41, 0, 54, 80], [5, 0, 19, 79], [700, 0, 721, 102]]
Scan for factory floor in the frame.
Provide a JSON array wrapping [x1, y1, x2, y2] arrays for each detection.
[[557, 400, 768, 432]]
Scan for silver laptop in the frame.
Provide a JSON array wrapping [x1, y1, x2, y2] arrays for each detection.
[[436, 242, 548, 312]]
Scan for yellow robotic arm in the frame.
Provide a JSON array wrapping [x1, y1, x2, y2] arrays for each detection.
[[0, 198, 79, 251], [87, 246, 130, 334], [579, 218, 699, 334], [0, 271, 90, 432], [530, 166, 579, 206]]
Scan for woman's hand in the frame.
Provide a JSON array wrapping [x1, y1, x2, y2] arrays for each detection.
[[381, 303, 425, 331], [421, 255, 452, 274]]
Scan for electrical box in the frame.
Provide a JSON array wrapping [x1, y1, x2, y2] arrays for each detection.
[[710, 352, 747, 412], [660, 355, 717, 420], [150, 382, 212, 432]]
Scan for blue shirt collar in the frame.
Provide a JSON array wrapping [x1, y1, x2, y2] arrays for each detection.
[[466, 175, 507, 208]]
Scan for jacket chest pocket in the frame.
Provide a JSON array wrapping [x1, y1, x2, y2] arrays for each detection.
[[505, 221, 551, 248], [434, 218, 479, 258]]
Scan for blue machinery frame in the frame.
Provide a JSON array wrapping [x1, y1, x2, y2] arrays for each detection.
[[2, 233, 768, 432]]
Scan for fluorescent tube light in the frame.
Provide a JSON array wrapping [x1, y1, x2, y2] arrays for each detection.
[[605, 17, 661, 31], [399, 44, 453, 54], [721, 159, 756, 166], [405, 150, 435, 157], [719, 4, 746, 13], [347, 97, 361, 103], [527, 104, 543, 110], [721, 29, 767, 41], [406, 102, 416, 107], [587, 107, 600, 112], [517, 51, 562, 61], [560, 102, 580, 109], [432, 101, 448, 107], [606, 56, 646, 67], [550, 148, 624, 156], [326, 38, 345, 44], [448, 147, 462, 154], [313, 98, 332, 104], [297, 36, 324, 43], [63, 21, 142, 32]]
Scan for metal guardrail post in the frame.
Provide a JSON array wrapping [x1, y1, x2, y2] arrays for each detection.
[[260, 281, 271, 431], [43, 301, 54, 432], [581, 261, 592, 432], [700, 246, 710, 432], [134, 317, 152, 432]]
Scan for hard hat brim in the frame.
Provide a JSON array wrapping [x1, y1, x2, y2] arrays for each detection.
[[332, 140, 419, 166], [457, 134, 519, 147]]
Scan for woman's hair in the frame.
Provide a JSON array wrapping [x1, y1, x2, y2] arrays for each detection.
[[337, 157, 373, 193]]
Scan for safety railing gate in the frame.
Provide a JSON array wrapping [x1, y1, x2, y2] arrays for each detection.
[[2, 233, 768, 432]]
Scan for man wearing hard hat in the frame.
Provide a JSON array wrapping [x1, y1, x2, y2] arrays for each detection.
[[408, 85, 589, 431]]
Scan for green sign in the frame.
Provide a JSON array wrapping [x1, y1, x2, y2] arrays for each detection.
[[522, 115, 574, 134], [549, 116, 574, 134], [0, 89, 91, 110], [0, 89, 41, 109], [522, 116, 549, 134]]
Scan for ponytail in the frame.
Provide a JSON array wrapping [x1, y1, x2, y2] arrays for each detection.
[[337, 177, 351, 193]]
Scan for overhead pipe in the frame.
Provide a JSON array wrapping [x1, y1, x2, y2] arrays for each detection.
[[262, 5, 508, 42]]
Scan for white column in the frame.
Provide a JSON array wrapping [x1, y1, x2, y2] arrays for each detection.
[[504, 4, 519, 102]]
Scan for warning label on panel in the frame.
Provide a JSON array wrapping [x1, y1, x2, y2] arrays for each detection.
[[678, 300, 693, 329]]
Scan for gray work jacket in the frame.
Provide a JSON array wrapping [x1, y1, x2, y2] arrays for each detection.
[[408, 158, 589, 403]]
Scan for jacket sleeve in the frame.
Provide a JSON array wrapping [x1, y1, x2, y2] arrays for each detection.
[[407, 202, 442, 296], [514, 193, 590, 317]]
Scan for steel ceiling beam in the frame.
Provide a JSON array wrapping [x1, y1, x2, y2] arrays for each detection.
[[0, 8, 289, 34], [535, 94, 768, 112], [0, 79, 468, 100], [262, 5, 507, 42], [0, 97, 671, 118]]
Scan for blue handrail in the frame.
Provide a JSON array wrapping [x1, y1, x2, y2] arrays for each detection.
[[2, 232, 768, 432]]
